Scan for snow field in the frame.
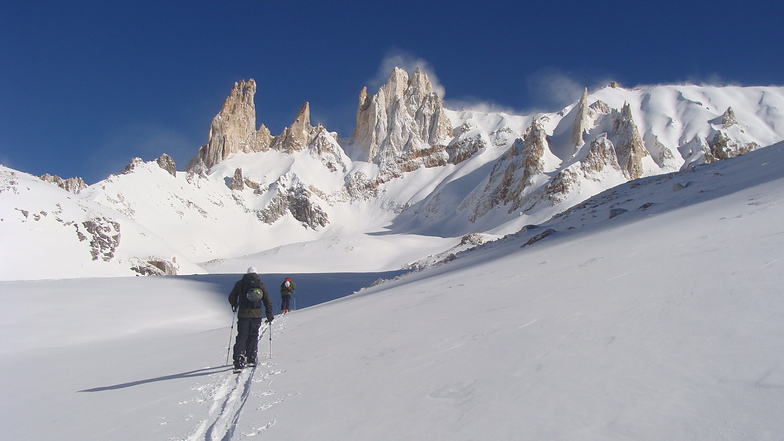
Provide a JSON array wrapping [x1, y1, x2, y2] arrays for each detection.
[[2, 144, 784, 440]]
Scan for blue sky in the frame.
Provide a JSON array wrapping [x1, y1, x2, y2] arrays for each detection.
[[1, 0, 781, 184]]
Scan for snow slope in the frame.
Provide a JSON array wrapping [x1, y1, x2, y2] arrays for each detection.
[[2, 142, 783, 440], [0, 165, 205, 280]]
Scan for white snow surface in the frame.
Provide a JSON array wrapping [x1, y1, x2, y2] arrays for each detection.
[[2, 142, 784, 440]]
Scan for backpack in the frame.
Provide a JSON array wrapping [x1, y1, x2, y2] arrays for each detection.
[[246, 277, 264, 302], [247, 287, 264, 302]]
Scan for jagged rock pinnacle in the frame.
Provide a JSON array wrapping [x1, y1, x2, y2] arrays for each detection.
[[186, 79, 267, 172], [351, 67, 453, 166]]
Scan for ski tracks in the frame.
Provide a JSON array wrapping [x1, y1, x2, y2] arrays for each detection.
[[180, 319, 289, 441]]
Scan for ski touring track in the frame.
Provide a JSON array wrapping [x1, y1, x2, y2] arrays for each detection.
[[181, 316, 290, 441]]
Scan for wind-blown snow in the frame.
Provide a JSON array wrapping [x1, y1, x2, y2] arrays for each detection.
[[2, 142, 783, 440]]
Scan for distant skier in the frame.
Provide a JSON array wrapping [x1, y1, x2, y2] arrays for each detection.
[[228, 267, 274, 370], [280, 277, 296, 314]]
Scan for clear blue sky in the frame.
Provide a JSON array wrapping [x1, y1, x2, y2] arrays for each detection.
[[1, 0, 781, 184]]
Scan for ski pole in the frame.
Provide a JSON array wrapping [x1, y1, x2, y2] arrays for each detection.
[[269, 320, 273, 359], [225, 308, 237, 366]]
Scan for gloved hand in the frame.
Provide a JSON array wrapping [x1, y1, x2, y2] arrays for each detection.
[[231, 305, 238, 312], [266, 315, 274, 323]]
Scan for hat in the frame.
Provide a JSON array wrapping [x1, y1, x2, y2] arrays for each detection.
[[247, 266, 258, 274]]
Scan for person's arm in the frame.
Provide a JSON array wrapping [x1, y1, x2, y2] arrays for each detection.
[[228, 281, 240, 310], [261, 284, 274, 321]]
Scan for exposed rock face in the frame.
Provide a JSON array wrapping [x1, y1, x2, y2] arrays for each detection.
[[517, 120, 549, 188], [256, 179, 329, 229], [131, 258, 179, 276], [272, 102, 313, 152], [571, 88, 591, 146], [122, 157, 145, 174], [80, 217, 121, 262], [542, 134, 621, 204], [611, 102, 649, 180], [469, 142, 520, 221], [447, 122, 487, 165], [544, 166, 581, 204], [186, 79, 269, 172], [230, 168, 245, 190], [309, 125, 349, 172], [351, 67, 453, 168], [708, 130, 757, 161], [288, 185, 329, 228], [582, 135, 621, 178], [469, 119, 551, 220], [156, 153, 177, 177], [722, 106, 737, 128], [39, 174, 87, 194], [679, 106, 757, 167]]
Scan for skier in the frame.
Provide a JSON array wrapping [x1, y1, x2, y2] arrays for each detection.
[[280, 277, 296, 314], [228, 267, 274, 370]]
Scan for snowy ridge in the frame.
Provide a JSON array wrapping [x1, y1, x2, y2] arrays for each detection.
[[2, 143, 784, 439], [1, 77, 783, 280]]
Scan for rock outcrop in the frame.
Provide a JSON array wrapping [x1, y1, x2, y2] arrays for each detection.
[[186, 79, 270, 173], [571, 88, 591, 147], [122, 157, 145, 175], [708, 131, 757, 162], [131, 258, 179, 276], [582, 135, 621, 178], [721, 106, 737, 128], [447, 122, 488, 165], [230, 168, 245, 190], [351, 67, 453, 169], [39, 174, 87, 194], [270, 103, 349, 172], [271, 102, 314, 152], [156, 153, 177, 177], [611, 102, 649, 180], [469, 119, 554, 220]]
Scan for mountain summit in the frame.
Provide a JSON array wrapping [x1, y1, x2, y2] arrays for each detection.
[[2, 69, 783, 280], [351, 67, 453, 170]]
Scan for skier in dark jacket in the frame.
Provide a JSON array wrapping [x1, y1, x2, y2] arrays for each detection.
[[228, 267, 274, 369]]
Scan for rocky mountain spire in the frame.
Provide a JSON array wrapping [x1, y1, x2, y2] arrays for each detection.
[[571, 88, 591, 147], [351, 67, 453, 166], [186, 79, 269, 173], [272, 102, 313, 152], [721, 106, 737, 128], [611, 102, 649, 180]]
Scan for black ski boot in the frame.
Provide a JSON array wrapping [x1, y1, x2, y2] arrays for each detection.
[[233, 354, 246, 370]]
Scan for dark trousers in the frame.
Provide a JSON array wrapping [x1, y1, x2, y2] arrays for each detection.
[[233, 317, 262, 362], [281, 295, 291, 311]]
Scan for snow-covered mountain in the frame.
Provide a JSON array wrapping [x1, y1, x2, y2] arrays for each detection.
[[2, 68, 783, 280], [3, 141, 784, 440]]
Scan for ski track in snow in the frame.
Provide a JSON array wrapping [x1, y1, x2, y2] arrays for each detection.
[[181, 318, 288, 441]]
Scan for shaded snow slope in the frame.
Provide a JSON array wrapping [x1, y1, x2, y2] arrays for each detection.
[[2, 143, 783, 440]]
